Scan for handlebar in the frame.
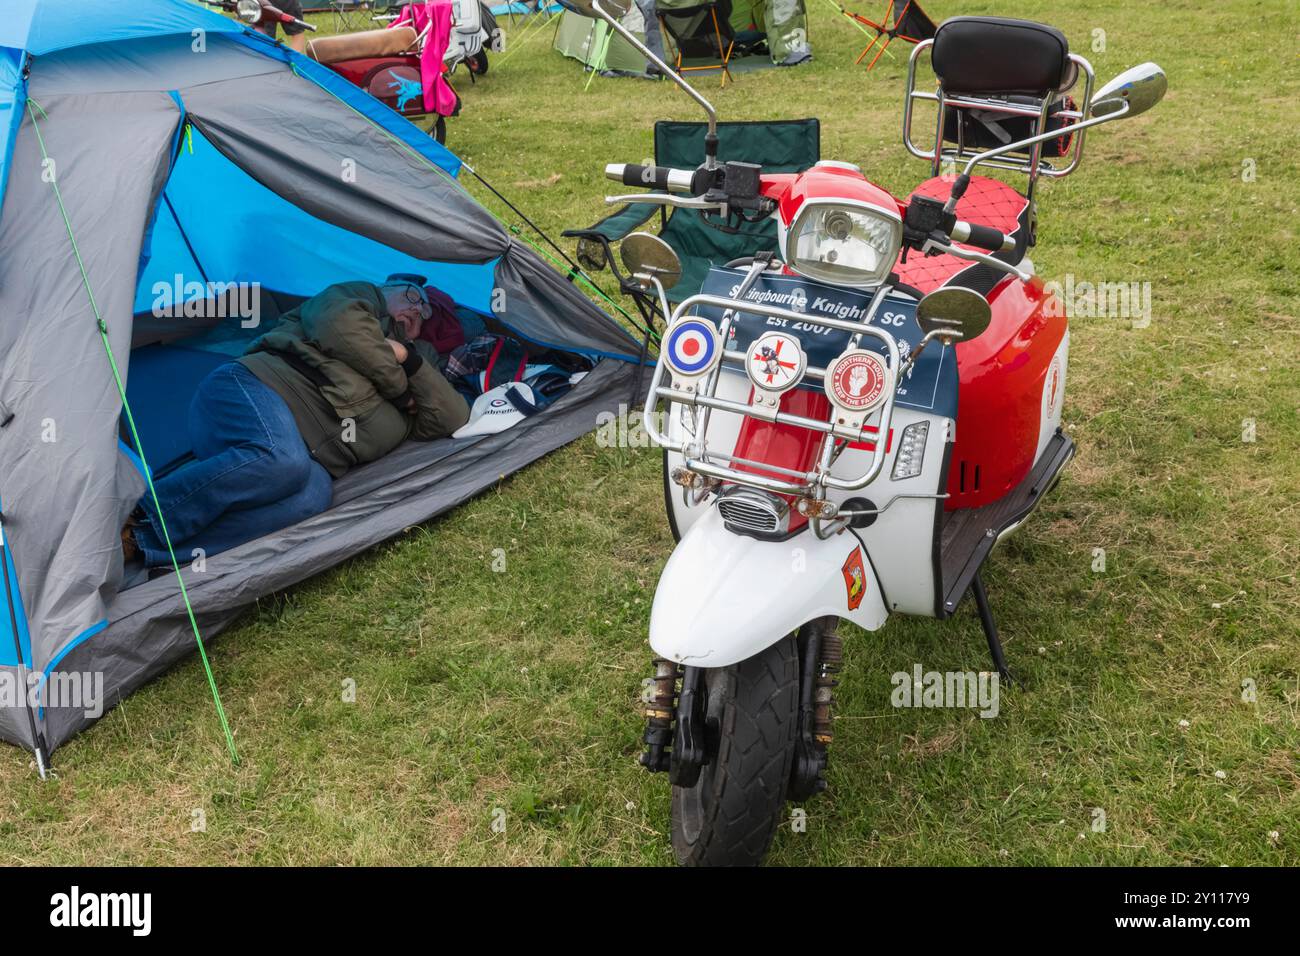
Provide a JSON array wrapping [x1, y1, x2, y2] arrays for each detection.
[[203, 1, 317, 31], [605, 163, 700, 195], [951, 220, 1015, 254], [267, 3, 317, 31]]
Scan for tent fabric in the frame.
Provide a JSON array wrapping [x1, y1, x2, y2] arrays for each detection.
[[40, 358, 636, 749], [711, 0, 811, 64], [553, 9, 649, 74], [134, 127, 496, 316], [0, 0, 639, 757], [0, 0, 244, 56]]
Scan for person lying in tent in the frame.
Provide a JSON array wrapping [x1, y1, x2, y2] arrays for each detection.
[[124, 277, 470, 568]]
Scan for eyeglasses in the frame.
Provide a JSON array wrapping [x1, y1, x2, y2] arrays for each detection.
[[395, 283, 433, 323]]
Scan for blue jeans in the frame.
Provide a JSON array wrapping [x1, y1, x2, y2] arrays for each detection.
[[134, 362, 333, 568], [635, 0, 667, 66]]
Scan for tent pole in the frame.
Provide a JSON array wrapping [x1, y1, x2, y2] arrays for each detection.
[[0, 506, 49, 779], [164, 193, 210, 289]]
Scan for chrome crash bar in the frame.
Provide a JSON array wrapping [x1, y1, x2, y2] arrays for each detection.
[[642, 292, 902, 500]]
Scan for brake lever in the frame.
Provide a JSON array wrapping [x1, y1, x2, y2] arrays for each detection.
[[920, 237, 1032, 283], [604, 194, 722, 210]]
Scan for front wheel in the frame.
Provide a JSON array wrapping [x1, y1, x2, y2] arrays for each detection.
[[671, 636, 799, 866]]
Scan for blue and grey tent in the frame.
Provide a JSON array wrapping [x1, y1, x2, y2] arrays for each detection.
[[0, 0, 639, 765]]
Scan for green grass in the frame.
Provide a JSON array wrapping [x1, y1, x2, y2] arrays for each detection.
[[1, 0, 1297, 865]]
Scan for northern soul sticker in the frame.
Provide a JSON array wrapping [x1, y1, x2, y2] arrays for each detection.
[[824, 348, 890, 413]]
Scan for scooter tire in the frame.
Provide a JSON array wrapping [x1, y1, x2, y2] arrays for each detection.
[[469, 50, 489, 75], [671, 636, 799, 866], [431, 116, 447, 145]]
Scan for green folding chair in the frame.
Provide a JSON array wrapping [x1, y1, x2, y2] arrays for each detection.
[[565, 118, 821, 304]]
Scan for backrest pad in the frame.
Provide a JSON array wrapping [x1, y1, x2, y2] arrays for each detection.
[[931, 16, 1073, 95]]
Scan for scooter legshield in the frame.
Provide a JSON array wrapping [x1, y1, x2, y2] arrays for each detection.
[[649, 508, 889, 668]]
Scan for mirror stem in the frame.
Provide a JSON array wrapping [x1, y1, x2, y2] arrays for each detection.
[[944, 101, 1131, 213], [591, 0, 719, 167]]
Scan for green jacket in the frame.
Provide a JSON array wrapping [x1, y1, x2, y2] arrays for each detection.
[[239, 281, 469, 478]]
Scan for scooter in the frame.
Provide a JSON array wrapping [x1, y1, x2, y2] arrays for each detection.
[[378, 1, 505, 78], [203, 0, 319, 37], [204, 0, 466, 143], [567, 1, 1166, 866]]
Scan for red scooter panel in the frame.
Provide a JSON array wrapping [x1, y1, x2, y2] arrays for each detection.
[[730, 388, 833, 532], [330, 56, 428, 116], [946, 277, 1065, 509]]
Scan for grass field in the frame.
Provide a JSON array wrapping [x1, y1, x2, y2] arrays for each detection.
[[1, 0, 1296, 866]]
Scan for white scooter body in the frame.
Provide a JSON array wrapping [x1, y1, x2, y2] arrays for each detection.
[[650, 365, 957, 668], [649, 508, 888, 667]]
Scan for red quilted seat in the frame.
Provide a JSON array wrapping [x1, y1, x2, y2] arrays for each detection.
[[893, 175, 1030, 294]]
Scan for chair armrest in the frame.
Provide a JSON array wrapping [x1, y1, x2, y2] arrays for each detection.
[[563, 198, 661, 243]]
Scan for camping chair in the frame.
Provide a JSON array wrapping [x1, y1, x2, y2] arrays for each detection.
[[327, 0, 371, 32], [830, 0, 935, 70], [658, 0, 735, 86], [563, 118, 820, 306]]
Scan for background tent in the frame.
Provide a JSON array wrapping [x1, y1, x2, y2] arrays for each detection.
[[553, 7, 649, 74], [0, 0, 640, 763], [721, 0, 812, 64]]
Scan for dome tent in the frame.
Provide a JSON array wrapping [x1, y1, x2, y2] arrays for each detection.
[[0, 0, 640, 766]]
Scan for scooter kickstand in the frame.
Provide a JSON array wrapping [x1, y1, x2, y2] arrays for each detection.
[[970, 571, 1014, 686]]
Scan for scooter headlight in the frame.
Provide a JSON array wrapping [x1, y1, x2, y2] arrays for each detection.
[[785, 201, 902, 288]]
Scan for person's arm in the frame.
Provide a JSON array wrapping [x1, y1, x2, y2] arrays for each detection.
[[300, 290, 409, 400], [402, 359, 470, 441]]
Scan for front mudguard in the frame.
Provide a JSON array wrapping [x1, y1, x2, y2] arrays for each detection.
[[649, 508, 888, 668]]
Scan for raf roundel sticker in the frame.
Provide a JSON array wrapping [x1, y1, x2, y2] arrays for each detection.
[[842, 546, 867, 611], [746, 332, 806, 393], [825, 349, 889, 413], [664, 318, 721, 377]]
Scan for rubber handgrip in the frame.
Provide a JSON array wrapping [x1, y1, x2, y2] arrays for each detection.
[[963, 222, 1012, 253], [620, 164, 673, 190]]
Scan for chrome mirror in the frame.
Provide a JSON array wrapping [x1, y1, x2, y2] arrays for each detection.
[[236, 0, 265, 23], [621, 232, 681, 290], [915, 287, 992, 345], [1092, 63, 1167, 119]]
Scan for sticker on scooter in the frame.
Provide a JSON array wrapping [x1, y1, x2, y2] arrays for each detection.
[[824, 348, 891, 436], [746, 332, 806, 398], [825, 349, 890, 412], [664, 318, 722, 379], [842, 546, 867, 611]]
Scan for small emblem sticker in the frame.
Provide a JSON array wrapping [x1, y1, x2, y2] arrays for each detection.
[[664, 318, 721, 378], [825, 349, 889, 413], [842, 546, 867, 611], [746, 331, 806, 393]]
